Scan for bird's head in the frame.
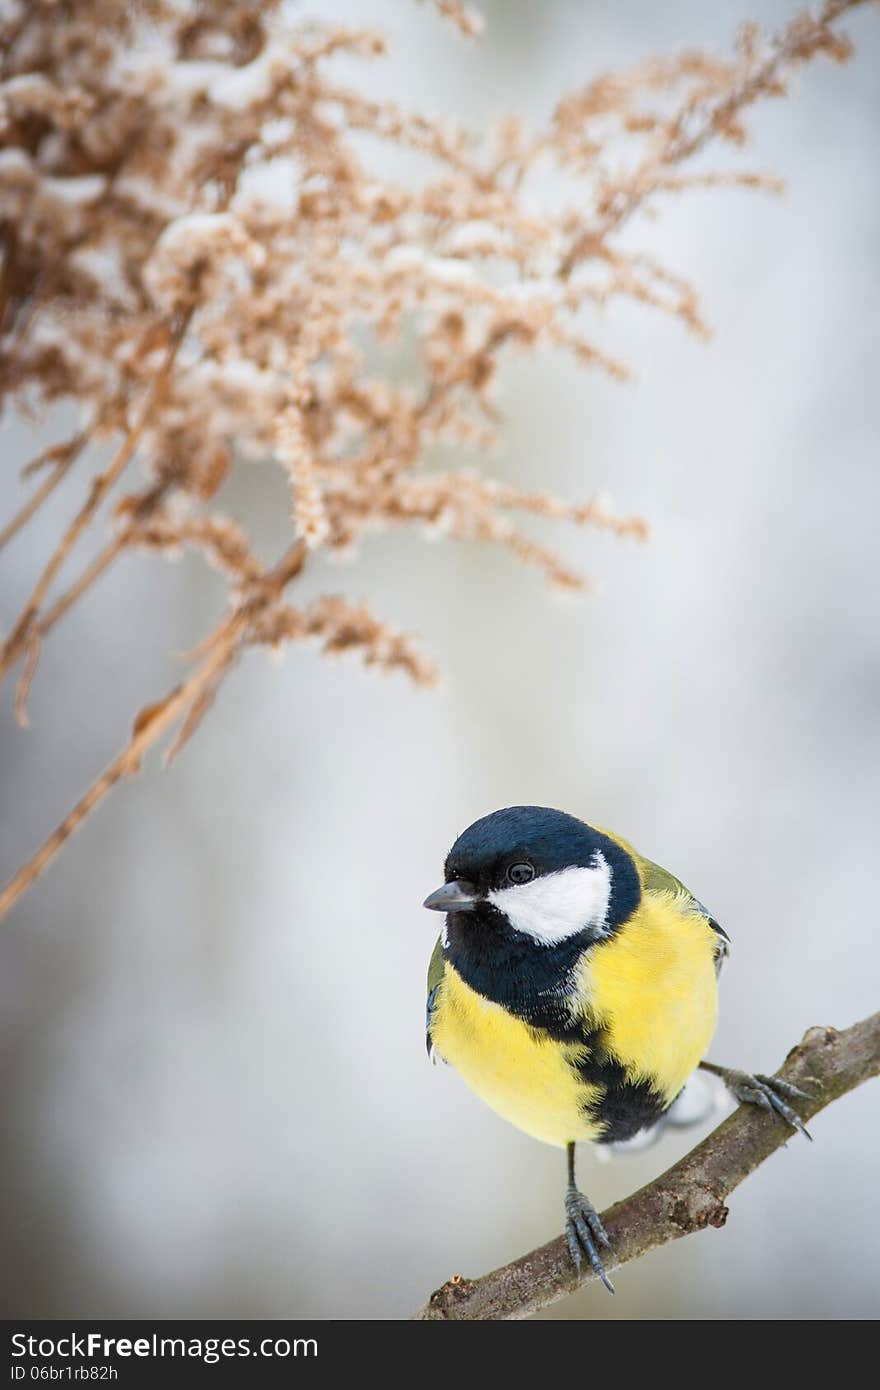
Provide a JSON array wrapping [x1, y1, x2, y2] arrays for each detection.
[[424, 806, 641, 977]]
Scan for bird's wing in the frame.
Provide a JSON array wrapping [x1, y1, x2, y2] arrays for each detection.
[[637, 853, 730, 976], [425, 935, 445, 1060]]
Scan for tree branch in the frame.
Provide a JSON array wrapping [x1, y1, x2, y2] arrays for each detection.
[[413, 1009, 880, 1320]]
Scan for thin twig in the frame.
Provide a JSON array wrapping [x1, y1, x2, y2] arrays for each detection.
[[0, 310, 193, 682], [12, 480, 177, 725], [0, 0, 873, 924], [413, 1009, 880, 1319], [37, 531, 130, 637], [0, 540, 307, 922], [559, 0, 867, 278], [11, 532, 130, 727], [0, 224, 17, 333], [0, 436, 88, 552]]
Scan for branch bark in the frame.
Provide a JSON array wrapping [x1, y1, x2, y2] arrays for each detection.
[[413, 1009, 880, 1320]]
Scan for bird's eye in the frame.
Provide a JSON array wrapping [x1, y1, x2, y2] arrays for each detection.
[[507, 862, 535, 885]]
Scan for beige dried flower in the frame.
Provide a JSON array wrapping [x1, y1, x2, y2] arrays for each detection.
[[275, 403, 330, 551], [0, 0, 873, 918]]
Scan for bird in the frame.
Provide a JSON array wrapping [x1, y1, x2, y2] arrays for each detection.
[[423, 805, 810, 1293]]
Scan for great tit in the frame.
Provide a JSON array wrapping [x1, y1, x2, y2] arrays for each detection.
[[423, 806, 810, 1293]]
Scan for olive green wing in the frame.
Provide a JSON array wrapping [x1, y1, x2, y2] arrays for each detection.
[[426, 936, 445, 1060], [638, 853, 730, 975]]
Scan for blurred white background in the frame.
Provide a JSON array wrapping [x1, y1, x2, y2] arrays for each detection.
[[1, 0, 878, 1319]]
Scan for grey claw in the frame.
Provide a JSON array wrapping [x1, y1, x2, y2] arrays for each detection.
[[754, 1073, 814, 1102], [739, 1085, 773, 1112], [565, 1223, 583, 1274], [564, 1188, 615, 1293], [722, 1068, 812, 1140], [765, 1090, 812, 1141]]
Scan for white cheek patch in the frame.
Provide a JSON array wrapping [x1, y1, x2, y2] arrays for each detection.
[[487, 856, 612, 946]]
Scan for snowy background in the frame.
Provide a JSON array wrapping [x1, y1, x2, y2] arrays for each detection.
[[1, 0, 878, 1319]]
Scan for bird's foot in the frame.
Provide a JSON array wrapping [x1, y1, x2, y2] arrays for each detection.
[[564, 1186, 614, 1294], [710, 1066, 813, 1140]]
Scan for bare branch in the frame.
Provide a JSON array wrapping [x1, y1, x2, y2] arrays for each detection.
[[413, 1010, 880, 1319]]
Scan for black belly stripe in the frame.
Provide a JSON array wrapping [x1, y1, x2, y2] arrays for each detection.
[[571, 1023, 669, 1143], [588, 1065, 668, 1143], [521, 1011, 671, 1143]]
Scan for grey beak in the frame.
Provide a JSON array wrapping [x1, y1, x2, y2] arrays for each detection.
[[423, 879, 478, 912]]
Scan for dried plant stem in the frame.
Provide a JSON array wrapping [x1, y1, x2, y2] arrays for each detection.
[[0, 468, 63, 552], [0, 310, 192, 682], [36, 531, 130, 637], [413, 1009, 880, 1319], [11, 532, 130, 728], [12, 479, 179, 725], [0, 0, 873, 918], [0, 628, 235, 920], [560, 0, 868, 277], [0, 225, 16, 332], [0, 540, 307, 923], [0, 437, 86, 552]]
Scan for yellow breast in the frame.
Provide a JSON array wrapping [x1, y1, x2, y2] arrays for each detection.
[[430, 889, 719, 1148], [430, 963, 604, 1147], [584, 889, 719, 1105]]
